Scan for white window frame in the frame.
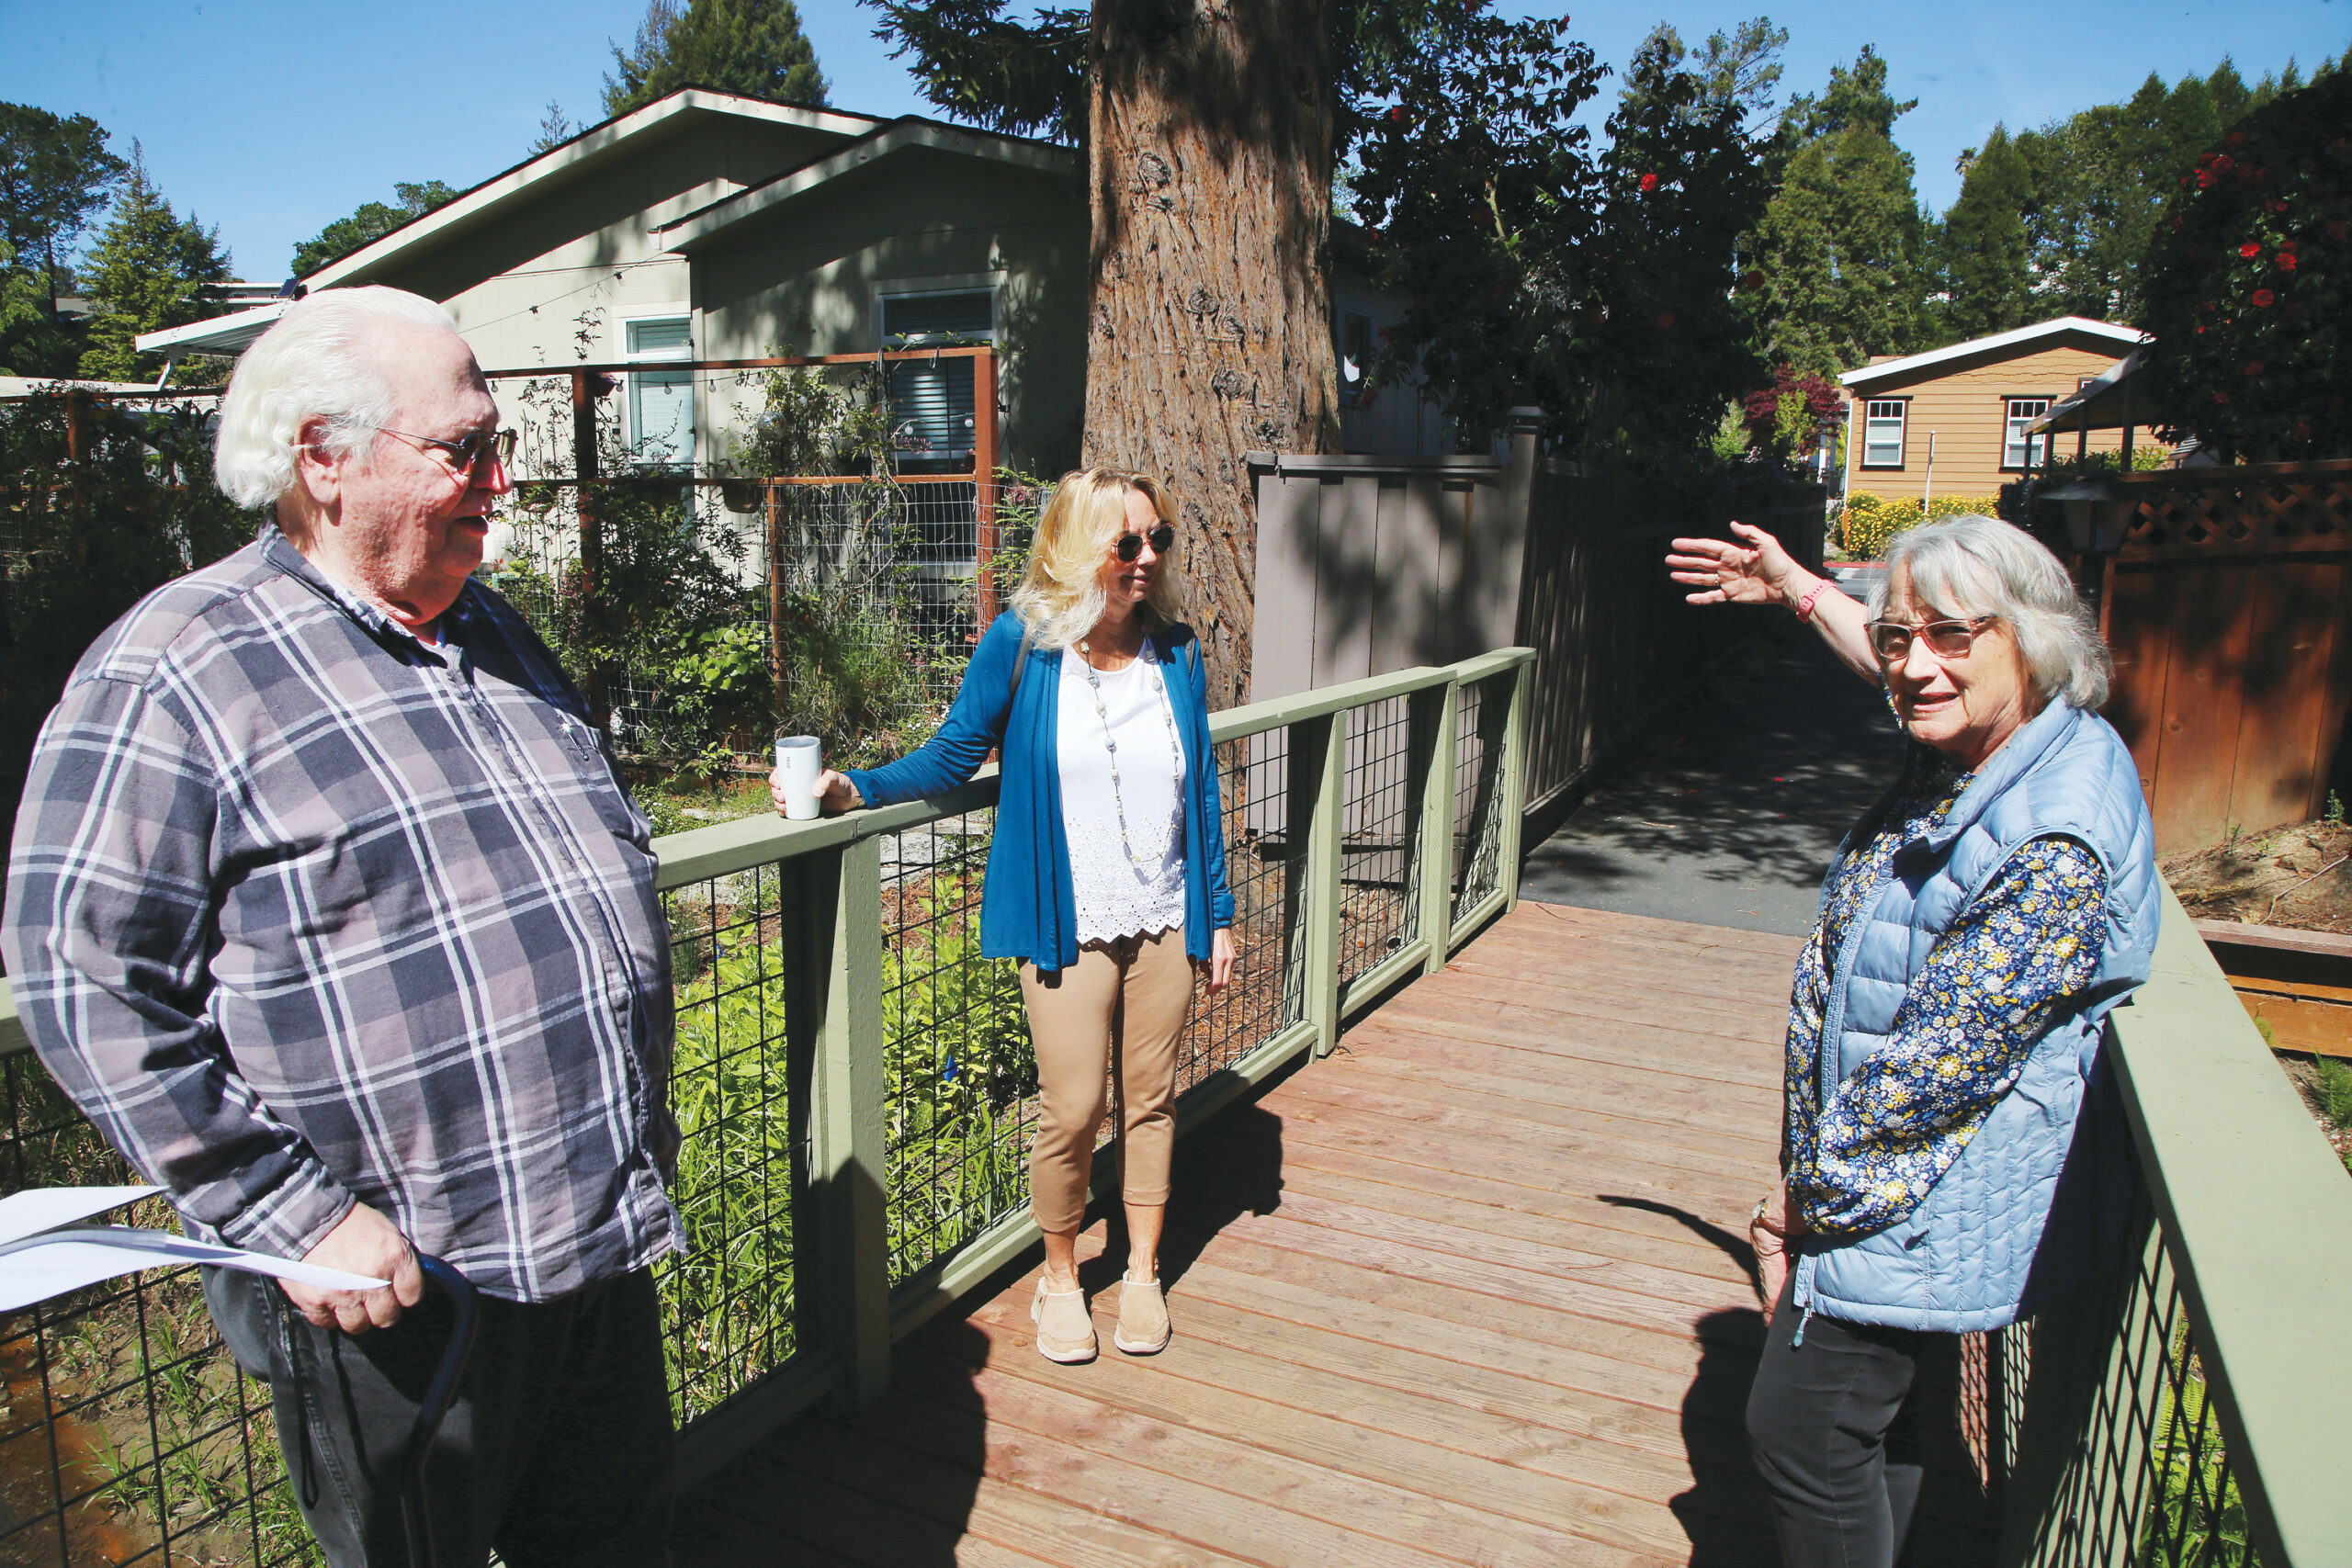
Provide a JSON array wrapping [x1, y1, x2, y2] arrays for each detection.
[[2003, 397, 2052, 472], [1861, 400, 1907, 469], [620, 307, 695, 467]]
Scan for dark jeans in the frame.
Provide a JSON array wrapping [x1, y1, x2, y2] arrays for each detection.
[[1746, 1274, 1941, 1568], [204, 1264, 674, 1568]]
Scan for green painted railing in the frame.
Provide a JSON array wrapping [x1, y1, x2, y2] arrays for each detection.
[[0, 647, 1533, 1561], [1975, 882, 2352, 1566]]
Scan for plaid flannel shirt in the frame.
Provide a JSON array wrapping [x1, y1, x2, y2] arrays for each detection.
[[3, 528, 683, 1302]]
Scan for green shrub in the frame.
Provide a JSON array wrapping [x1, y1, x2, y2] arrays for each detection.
[[2312, 1055, 2352, 1129]]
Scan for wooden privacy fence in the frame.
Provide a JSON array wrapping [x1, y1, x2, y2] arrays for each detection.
[[2093, 459, 2352, 855], [1249, 412, 1825, 819]]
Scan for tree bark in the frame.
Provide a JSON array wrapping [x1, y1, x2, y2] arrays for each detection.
[[1083, 0, 1341, 709]]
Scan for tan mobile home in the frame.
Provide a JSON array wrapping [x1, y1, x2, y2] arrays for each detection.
[[1838, 317, 2145, 503]]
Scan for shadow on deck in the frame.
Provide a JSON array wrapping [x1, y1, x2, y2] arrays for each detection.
[[675, 903, 1996, 1565]]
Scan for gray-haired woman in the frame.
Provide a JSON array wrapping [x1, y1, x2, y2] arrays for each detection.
[[1666, 515, 2161, 1567]]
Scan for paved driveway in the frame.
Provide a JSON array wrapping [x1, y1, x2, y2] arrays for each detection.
[[1519, 615, 1908, 939]]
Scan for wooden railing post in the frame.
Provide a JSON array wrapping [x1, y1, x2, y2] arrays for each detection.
[[1498, 658, 1532, 914], [798, 835, 891, 1411], [1410, 681, 1458, 976], [1283, 711, 1348, 1059], [972, 346, 1000, 632], [571, 368, 612, 731]]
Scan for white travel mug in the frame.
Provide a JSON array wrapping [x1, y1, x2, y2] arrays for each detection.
[[775, 735, 822, 821]]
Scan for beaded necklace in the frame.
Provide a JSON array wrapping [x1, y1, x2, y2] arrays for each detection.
[[1076, 634, 1184, 872]]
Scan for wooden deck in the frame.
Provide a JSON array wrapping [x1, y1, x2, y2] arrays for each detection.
[[674, 904, 1859, 1565]]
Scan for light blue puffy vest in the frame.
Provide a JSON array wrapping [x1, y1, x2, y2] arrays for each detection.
[[1792, 699, 2159, 1334]]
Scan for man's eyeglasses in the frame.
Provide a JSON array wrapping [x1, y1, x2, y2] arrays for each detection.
[[375, 426, 516, 478], [1114, 525, 1176, 562], [1866, 615, 1996, 662]]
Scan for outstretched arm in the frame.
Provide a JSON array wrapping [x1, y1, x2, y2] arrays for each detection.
[[1666, 521, 1878, 683]]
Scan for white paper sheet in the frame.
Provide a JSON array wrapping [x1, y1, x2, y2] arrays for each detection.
[[0, 1184, 163, 1247]]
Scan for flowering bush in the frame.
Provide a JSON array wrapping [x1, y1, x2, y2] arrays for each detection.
[[1836, 491, 1999, 560], [2139, 71, 2350, 460]]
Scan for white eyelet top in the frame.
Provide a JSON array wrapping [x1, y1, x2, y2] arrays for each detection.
[[1057, 643, 1188, 943]]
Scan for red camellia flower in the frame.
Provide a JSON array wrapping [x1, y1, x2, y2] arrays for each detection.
[[2240, 242, 2263, 258], [2199, 299, 2217, 312], [1656, 311, 1674, 330], [2214, 391, 2229, 404], [2298, 421, 2314, 441], [1639, 173, 1658, 192], [2253, 288, 2275, 307], [2278, 253, 2299, 272], [1387, 106, 1406, 122], [2245, 361, 2265, 377], [2199, 152, 2217, 167], [2226, 130, 2246, 149], [2214, 153, 2234, 172], [2197, 169, 2217, 189], [2266, 199, 2290, 213]]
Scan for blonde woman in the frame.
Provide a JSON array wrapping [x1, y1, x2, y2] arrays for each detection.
[[773, 468, 1237, 1362]]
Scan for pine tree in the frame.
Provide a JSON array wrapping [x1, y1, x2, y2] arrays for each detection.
[[603, 0, 828, 118], [1940, 124, 2033, 339], [291, 181, 459, 277], [76, 146, 231, 383], [1746, 51, 1928, 376]]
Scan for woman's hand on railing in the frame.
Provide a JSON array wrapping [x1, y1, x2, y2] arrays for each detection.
[[1203, 928, 1238, 995], [771, 767, 863, 818]]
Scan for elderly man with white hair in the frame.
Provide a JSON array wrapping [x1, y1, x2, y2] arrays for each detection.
[[4, 287, 681, 1567]]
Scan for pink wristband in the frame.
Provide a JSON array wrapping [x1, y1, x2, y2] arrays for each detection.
[[1793, 580, 1830, 624]]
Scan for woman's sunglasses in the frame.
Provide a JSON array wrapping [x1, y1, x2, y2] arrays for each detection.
[[1865, 615, 1996, 662], [1114, 525, 1177, 562]]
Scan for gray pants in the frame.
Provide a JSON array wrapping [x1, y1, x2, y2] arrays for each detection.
[[204, 1264, 674, 1568]]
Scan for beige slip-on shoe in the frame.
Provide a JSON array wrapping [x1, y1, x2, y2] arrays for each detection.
[[1114, 1270, 1171, 1355], [1030, 1276, 1097, 1362]]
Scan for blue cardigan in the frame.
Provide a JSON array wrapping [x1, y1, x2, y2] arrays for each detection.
[[843, 614, 1235, 973]]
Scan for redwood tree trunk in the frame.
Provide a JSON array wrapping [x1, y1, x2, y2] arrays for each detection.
[[1083, 0, 1341, 708]]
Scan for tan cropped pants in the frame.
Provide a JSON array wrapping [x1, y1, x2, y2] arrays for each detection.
[[1020, 927, 1194, 1235]]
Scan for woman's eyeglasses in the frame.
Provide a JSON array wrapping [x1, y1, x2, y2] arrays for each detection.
[[1114, 525, 1176, 562], [1866, 615, 1996, 662], [375, 426, 516, 478]]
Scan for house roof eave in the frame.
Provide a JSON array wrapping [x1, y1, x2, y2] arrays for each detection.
[[658, 118, 1080, 253], [303, 89, 888, 288], [1838, 317, 2147, 391]]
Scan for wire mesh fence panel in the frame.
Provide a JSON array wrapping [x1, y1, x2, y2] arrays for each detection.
[[1175, 733, 1295, 1094], [1965, 1202, 2260, 1568], [873, 811, 1035, 1284], [0, 1052, 319, 1568], [1452, 679, 1509, 922], [658, 863, 805, 1429], [1335, 696, 1417, 987]]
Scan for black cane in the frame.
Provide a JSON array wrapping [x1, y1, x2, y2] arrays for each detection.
[[399, 1255, 480, 1568]]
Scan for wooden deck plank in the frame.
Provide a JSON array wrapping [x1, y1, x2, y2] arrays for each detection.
[[907, 1331, 1682, 1564], [679, 903, 1794, 1563]]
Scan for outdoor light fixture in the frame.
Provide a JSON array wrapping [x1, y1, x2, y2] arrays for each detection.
[[2040, 475, 2139, 555]]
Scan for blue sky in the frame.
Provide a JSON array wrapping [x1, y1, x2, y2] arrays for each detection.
[[1, 0, 2344, 284]]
